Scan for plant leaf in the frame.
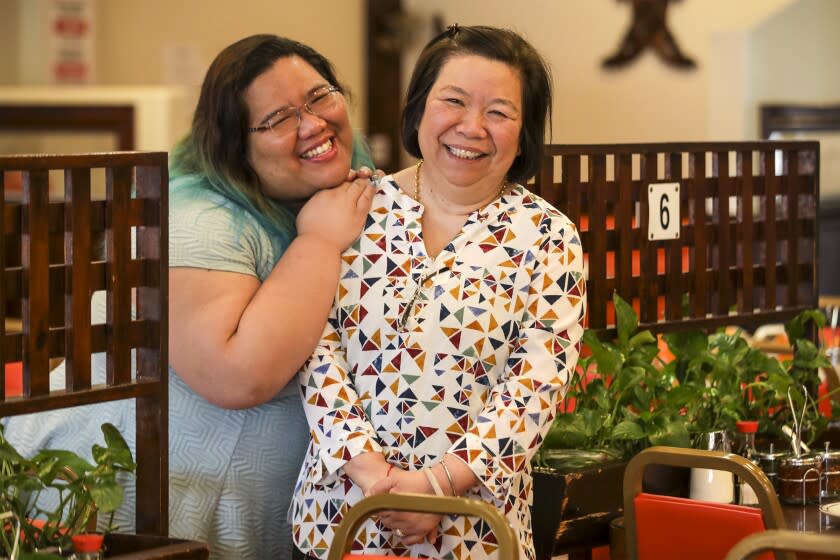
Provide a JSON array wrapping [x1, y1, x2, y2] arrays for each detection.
[[611, 420, 646, 440], [614, 293, 638, 348], [785, 309, 825, 344], [649, 418, 691, 448], [89, 480, 124, 512], [663, 330, 707, 361], [583, 330, 623, 375]]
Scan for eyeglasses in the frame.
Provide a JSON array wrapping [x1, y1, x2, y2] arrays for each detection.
[[248, 86, 342, 136]]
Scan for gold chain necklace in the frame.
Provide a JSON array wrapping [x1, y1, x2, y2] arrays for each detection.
[[413, 159, 508, 202]]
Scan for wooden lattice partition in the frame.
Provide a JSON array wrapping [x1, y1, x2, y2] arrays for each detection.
[[531, 141, 820, 336], [0, 152, 168, 535]]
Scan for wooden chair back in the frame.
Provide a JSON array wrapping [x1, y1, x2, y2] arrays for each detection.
[[0, 152, 168, 535], [531, 141, 820, 337], [327, 494, 519, 560], [623, 446, 790, 560]]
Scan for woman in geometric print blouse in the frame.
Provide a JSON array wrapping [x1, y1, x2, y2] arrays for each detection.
[[291, 25, 586, 560]]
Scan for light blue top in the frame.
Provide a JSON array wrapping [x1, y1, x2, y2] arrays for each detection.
[[2, 173, 309, 559]]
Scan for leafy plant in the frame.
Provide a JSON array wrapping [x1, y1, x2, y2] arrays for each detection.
[[0, 422, 135, 559], [776, 309, 833, 443], [664, 329, 785, 435], [664, 310, 832, 445], [536, 293, 836, 468], [536, 293, 691, 465]]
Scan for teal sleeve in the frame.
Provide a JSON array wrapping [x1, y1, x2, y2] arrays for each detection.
[[169, 195, 275, 280]]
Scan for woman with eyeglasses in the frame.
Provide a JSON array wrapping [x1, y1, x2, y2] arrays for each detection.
[[3, 34, 375, 559], [291, 25, 586, 560]]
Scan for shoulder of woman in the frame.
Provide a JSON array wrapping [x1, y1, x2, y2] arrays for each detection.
[[170, 175, 259, 225], [391, 166, 415, 185], [170, 189, 271, 261], [518, 188, 578, 232]]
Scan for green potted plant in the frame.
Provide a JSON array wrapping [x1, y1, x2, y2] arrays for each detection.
[[777, 310, 835, 442], [531, 294, 836, 559], [531, 293, 691, 560], [664, 309, 833, 448], [0, 422, 136, 559], [535, 293, 691, 468]]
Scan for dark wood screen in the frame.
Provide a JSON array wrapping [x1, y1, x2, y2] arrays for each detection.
[[0, 105, 135, 151], [760, 105, 840, 139], [0, 151, 168, 535], [531, 141, 820, 337]]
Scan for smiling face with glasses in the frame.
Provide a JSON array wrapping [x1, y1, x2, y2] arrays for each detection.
[[249, 85, 341, 136], [245, 55, 353, 202]]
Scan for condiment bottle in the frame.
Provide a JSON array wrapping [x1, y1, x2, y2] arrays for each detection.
[[71, 533, 104, 560], [735, 420, 760, 506]]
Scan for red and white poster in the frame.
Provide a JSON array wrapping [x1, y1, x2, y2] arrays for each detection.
[[46, 0, 95, 84]]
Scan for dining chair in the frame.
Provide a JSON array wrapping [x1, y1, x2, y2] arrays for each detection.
[[326, 494, 518, 560], [724, 529, 840, 560], [623, 446, 792, 560]]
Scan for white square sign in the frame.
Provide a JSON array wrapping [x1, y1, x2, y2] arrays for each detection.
[[648, 183, 680, 240]]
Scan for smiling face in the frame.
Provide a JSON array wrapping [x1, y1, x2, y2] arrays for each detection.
[[244, 55, 353, 202], [416, 54, 523, 194]]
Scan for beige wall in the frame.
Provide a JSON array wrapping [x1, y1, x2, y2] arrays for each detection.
[[0, 0, 20, 83], [404, 0, 802, 144], [748, 0, 840, 126], [4, 0, 840, 147], [2, 0, 367, 127], [95, 0, 366, 127]]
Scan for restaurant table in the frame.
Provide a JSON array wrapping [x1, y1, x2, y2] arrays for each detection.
[[782, 498, 840, 535], [780, 499, 840, 560]]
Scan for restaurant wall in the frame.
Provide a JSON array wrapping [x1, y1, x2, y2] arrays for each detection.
[[748, 0, 840, 133], [0, 0, 367, 128], [402, 0, 797, 144], [2, 0, 838, 145], [0, 0, 20, 84]]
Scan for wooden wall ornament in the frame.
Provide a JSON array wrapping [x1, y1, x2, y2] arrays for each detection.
[[603, 0, 697, 70]]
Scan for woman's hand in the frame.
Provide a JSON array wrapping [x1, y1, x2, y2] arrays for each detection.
[[342, 452, 391, 496], [367, 469, 443, 546], [347, 165, 385, 183], [296, 176, 375, 252]]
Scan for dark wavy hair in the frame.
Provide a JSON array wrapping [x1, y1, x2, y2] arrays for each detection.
[[400, 25, 552, 184], [171, 34, 372, 244]]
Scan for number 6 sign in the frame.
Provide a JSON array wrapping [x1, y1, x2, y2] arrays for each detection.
[[648, 183, 680, 240]]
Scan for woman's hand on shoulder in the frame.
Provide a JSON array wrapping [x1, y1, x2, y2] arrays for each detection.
[[296, 172, 377, 252], [346, 165, 385, 183]]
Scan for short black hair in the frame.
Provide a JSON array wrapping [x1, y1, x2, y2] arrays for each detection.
[[400, 25, 552, 184]]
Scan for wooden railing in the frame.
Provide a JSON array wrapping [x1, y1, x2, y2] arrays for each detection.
[[531, 141, 820, 337], [0, 151, 168, 535]]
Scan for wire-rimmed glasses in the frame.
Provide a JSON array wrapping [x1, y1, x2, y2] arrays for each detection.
[[248, 85, 342, 136]]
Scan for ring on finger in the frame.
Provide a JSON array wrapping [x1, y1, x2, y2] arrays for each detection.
[[396, 528, 405, 538]]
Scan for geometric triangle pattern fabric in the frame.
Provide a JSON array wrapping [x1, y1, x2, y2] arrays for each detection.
[[292, 177, 587, 560]]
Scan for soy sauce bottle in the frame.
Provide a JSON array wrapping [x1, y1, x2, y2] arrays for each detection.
[[735, 420, 760, 506]]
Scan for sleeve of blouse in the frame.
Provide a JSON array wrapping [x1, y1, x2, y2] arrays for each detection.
[[450, 211, 587, 501], [299, 301, 384, 485]]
